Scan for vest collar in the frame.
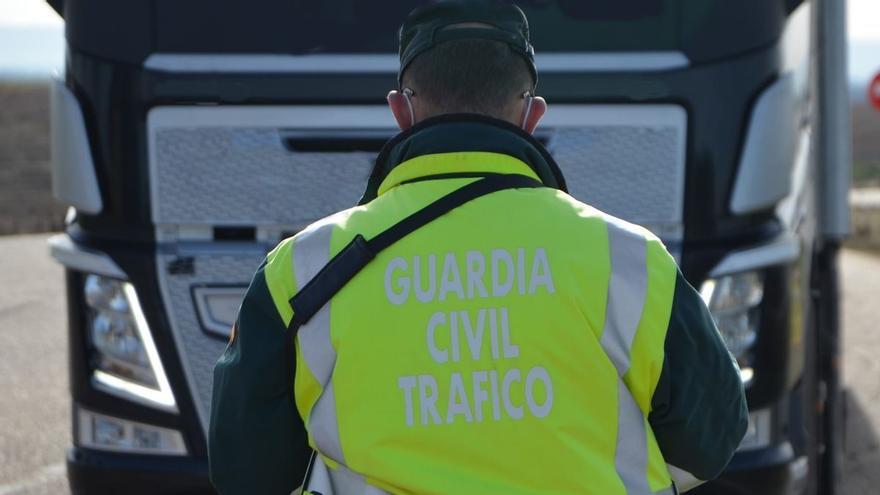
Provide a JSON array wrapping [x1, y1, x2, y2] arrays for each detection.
[[359, 114, 567, 204]]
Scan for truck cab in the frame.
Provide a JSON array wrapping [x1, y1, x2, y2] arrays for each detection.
[[47, 0, 849, 493]]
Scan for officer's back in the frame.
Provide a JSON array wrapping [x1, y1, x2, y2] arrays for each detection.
[[208, 3, 748, 494]]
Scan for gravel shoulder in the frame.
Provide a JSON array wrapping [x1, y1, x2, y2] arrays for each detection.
[[840, 249, 880, 493], [0, 82, 66, 236]]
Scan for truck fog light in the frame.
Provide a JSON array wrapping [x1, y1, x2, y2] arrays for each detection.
[[77, 407, 187, 455], [93, 414, 125, 446], [700, 271, 764, 384], [83, 275, 176, 412]]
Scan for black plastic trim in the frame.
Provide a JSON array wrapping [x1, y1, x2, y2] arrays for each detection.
[[67, 447, 214, 495]]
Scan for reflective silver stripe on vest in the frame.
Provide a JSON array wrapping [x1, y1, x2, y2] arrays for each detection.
[[293, 221, 391, 494], [295, 222, 337, 385], [293, 222, 346, 463], [599, 220, 674, 495], [306, 455, 391, 495], [615, 378, 652, 494], [309, 380, 345, 463], [599, 222, 648, 376]]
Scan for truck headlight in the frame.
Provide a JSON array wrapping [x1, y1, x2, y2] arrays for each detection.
[[83, 275, 177, 412], [700, 271, 764, 385]]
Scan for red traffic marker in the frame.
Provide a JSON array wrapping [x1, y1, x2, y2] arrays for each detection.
[[870, 72, 880, 111]]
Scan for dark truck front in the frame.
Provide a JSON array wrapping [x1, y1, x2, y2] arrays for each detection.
[[47, 0, 849, 493]]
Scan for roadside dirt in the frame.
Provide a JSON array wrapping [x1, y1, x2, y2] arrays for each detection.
[[0, 82, 66, 235]]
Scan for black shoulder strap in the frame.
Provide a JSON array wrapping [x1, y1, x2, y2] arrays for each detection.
[[288, 174, 543, 330]]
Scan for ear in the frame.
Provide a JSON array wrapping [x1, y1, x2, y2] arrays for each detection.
[[522, 96, 547, 134], [387, 90, 414, 130]]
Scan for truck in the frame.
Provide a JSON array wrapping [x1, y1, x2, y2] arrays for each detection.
[[46, 0, 851, 493]]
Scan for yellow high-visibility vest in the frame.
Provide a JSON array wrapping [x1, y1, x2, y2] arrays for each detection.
[[265, 151, 677, 495]]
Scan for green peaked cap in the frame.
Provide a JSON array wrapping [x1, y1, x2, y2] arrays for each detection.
[[398, 1, 538, 87]]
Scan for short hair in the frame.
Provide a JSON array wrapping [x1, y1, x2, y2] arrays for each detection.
[[402, 38, 535, 119]]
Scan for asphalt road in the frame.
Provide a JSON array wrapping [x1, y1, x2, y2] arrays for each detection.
[[0, 234, 68, 495], [0, 233, 878, 494]]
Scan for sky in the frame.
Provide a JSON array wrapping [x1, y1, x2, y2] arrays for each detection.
[[849, 0, 880, 42], [847, 0, 880, 92], [0, 0, 61, 27], [0, 0, 878, 83], [0, 0, 63, 78]]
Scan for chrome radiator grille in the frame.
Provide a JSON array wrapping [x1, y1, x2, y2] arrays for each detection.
[[155, 250, 260, 427], [544, 105, 687, 239], [552, 127, 684, 237], [151, 127, 374, 229], [148, 105, 687, 432]]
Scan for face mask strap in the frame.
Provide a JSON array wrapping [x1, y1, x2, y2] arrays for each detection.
[[403, 88, 416, 127], [521, 91, 534, 130]]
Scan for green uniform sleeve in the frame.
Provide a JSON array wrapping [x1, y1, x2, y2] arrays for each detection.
[[648, 270, 749, 481], [208, 262, 312, 494]]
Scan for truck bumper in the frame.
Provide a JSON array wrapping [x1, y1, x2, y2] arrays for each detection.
[[694, 443, 807, 495], [67, 447, 215, 495]]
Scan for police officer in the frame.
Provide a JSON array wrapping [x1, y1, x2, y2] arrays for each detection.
[[209, 2, 748, 494]]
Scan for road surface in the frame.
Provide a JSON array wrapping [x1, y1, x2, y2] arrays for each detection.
[[0, 233, 878, 494]]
